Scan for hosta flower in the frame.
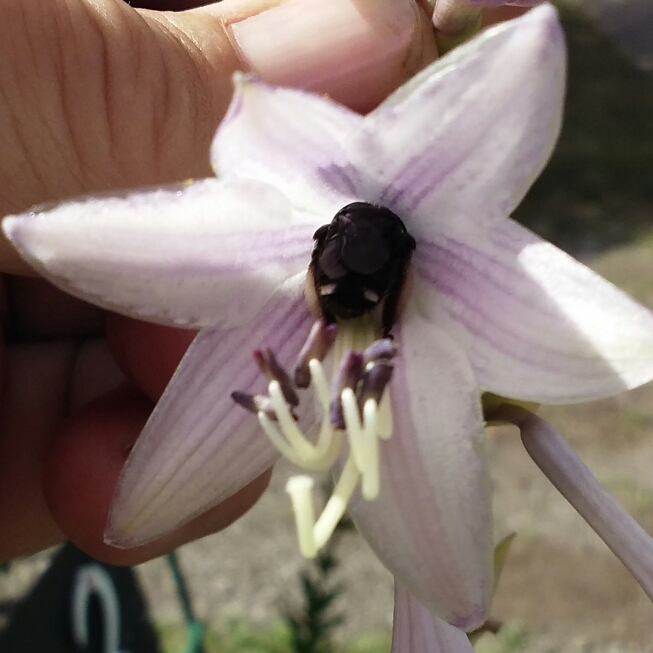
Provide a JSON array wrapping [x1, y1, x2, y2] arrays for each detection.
[[4, 4, 653, 645]]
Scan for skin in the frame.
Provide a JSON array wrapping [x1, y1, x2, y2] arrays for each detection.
[[0, 0, 526, 565]]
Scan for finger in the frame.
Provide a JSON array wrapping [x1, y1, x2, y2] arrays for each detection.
[[1, 0, 435, 274], [106, 314, 197, 402], [0, 341, 74, 563], [206, 0, 437, 114], [44, 386, 271, 565], [0, 336, 127, 563]]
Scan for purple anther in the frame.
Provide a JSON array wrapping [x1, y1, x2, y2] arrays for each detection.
[[358, 360, 394, 412], [329, 350, 364, 429], [293, 319, 338, 388], [253, 348, 300, 407], [362, 338, 398, 366], [231, 391, 278, 420]]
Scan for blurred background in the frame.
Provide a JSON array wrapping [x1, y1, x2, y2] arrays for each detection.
[[2, 1, 653, 651]]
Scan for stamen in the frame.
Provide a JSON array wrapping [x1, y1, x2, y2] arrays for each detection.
[[258, 413, 309, 467], [377, 393, 393, 440], [294, 320, 338, 388], [268, 381, 317, 460], [329, 351, 364, 429], [259, 412, 343, 472], [231, 391, 277, 420], [361, 399, 380, 500], [254, 349, 299, 407], [342, 390, 381, 500], [259, 361, 345, 472], [362, 338, 397, 365], [286, 476, 318, 558], [358, 361, 394, 414], [232, 317, 398, 558], [286, 455, 361, 558], [314, 455, 360, 550], [308, 358, 331, 410], [341, 387, 366, 473]]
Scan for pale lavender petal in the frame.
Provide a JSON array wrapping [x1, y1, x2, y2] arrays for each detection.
[[349, 309, 492, 630], [414, 219, 653, 402], [3, 178, 318, 329], [106, 292, 314, 547], [500, 407, 653, 602], [351, 5, 564, 239], [392, 584, 475, 653], [212, 75, 363, 215]]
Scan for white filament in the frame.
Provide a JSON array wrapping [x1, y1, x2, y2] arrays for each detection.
[[286, 455, 361, 558], [361, 399, 380, 500], [286, 476, 318, 558]]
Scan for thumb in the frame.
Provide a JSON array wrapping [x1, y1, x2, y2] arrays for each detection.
[[0, 0, 435, 274]]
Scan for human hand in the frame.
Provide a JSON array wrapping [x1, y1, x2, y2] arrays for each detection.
[[0, 0, 525, 565]]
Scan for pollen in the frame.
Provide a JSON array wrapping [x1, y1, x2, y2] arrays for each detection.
[[231, 316, 395, 558]]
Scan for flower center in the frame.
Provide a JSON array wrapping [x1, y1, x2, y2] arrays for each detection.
[[232, 316, 395, 558]]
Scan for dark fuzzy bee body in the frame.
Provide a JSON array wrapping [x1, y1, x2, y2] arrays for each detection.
[[310, 202, 416, 335]]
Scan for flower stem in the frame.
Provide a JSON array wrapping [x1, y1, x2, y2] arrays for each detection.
[[495, 405, 653, 602]]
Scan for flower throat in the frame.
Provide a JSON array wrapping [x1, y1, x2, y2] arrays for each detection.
[[232, 203, 415, 557]]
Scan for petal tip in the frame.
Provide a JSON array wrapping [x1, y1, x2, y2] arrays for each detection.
[[2, 214, 26, 248], [1, 213, 43, 272], [449, 601, 490, 632], [481, 2, 563, 56], [519, 2, 564, 49], [103, 500, 166, 550]]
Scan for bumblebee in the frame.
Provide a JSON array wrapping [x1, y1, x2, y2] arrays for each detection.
[[308, 202, 416, 336]]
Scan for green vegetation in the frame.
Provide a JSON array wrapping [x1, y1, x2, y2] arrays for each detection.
[[476, 624, 528, 653], [157, 620, 391, 653], [283, 548, 343, 653], [157, 619, 536, 653]]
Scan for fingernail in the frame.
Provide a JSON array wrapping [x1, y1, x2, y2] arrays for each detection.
[[228, 0, 420, 112]]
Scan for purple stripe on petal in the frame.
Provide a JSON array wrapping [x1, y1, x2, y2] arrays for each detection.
[[379, 127, 485, 217], [413, 217, 653, 403], [317, 163, 360, 197], [213, 77, 363, 214], [415, 239, 606, 378]]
